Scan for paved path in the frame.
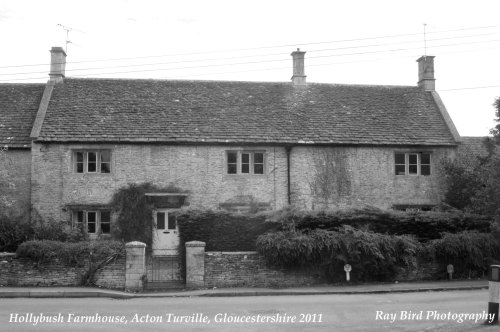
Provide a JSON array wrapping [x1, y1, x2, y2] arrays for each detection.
[[0, 280, 488, 298]]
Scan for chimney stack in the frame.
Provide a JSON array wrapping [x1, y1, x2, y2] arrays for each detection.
[[49, 47, 66, 82], [291, 48, 306, 86], [417, 56, 435, 91]]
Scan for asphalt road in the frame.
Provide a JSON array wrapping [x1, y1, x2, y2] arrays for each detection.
[[0, 290, 498, 331]]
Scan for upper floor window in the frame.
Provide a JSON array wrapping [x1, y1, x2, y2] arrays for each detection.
[[72, 210, 111, 234], [74, 150, 111, 174], [227, 151, 265, 175], [395, 152, 431, 176]]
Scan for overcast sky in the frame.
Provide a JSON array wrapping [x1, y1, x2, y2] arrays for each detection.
[[1, 0, 499, 136]]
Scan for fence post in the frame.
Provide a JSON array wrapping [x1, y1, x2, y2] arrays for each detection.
[[185, 241, 206, 288], [487, 265, 500, 325], [125, 241, 146, 292]]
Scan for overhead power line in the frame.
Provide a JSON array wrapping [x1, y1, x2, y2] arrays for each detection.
[[2, 31, 498, 77], [0, 24, 499, 70], [1, 36, 500, 80]]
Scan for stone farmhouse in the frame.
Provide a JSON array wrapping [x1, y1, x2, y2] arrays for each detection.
[[1, 47, 462, 253]]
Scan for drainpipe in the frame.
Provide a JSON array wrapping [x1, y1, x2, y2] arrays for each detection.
[[285, 146, 292, 205]]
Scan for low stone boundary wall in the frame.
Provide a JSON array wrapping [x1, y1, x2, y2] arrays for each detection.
[[0, 252, 125, 289], [204, 251, 325, 288]]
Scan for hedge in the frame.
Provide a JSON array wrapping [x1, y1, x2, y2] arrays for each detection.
[[16, 240, 124, 266], [256, 226, 421, 282], [272, 207, 492, 241], [176, 210, 279, 251], [425, 231, 500, 278]]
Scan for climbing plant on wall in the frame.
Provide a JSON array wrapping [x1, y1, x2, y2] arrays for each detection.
[[309, 148, 352, 208], [109, 182, 187, 249]]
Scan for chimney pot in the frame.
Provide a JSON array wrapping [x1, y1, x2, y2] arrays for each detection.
[[291, 49, 306, 86], [417, 55, 435, 91], [49, 46, 66, 82]]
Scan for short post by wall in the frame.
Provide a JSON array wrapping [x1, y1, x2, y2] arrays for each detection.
[[185, 241, 206, 288], [125, 241, 146, 292]]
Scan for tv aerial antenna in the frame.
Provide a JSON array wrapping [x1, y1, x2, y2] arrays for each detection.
[[423, 23, 428, 58], [57, 24, 73, 53]]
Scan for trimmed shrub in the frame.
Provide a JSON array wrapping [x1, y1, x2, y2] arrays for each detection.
[[270, 207, 492, 241], [176, 210, 279, 251], [425, 231, 500, 278], [0, 213, 32, 252], [16, 240, 124, 266], [256, 226, 421, 282]]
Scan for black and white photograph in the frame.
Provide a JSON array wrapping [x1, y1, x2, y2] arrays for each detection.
[[1, 0, 500, 331]]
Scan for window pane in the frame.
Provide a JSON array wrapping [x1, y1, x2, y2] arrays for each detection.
[[76, 152, 84, 173], [421, 153, 430, 165], [253, 153, 264, 174], [241, 153, 250, 173], [100, 151, 110, 163], [395, 153, 405, 164], [100, 151, 111, 173], [227, 152, 237, 174], [101, 163, 110, 173], [100, 211, 111, 234], [254, 153, 264, 164], [241, 164, 249, 173], [227, 152, 237, 163], [421, 165, 431, 176], [167, 213, 176, 230], [395, 165, 406, 175], [254, 164, 264, 174], [88, 152, 97, 172], [157, 212, 165, 230], [87, 212, 97, 233], [88, 152, 97, 162], [409, 164, 418, 174], [73, 211, 84, 229], [408, 154, 418, 165], [227, 164, 237, 174]]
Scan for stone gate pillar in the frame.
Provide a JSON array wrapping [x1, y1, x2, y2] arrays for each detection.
[[186, 241, 206, 288], [125, 241, 146, 292]]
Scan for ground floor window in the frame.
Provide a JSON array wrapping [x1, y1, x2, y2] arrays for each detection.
[[72, 210, 111, 234]]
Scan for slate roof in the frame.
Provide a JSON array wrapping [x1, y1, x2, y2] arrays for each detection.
[[459, 136, 489, 158], [458, 136, 493, 167], [37, 78, 458, 145], [0, 84, 45, 148]]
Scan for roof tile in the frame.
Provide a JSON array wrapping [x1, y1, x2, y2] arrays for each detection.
[[36, 78, 458, 145]]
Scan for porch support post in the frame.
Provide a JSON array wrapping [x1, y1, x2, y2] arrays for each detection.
[[125, 241, 146, 292], [185, 241, 206, 288]]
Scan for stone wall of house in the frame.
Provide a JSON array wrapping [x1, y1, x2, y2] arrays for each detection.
[[204, 251, 325, 288], [30, 142, 456, 223], [291, 146, 456, 210], [0, 253, 125, 289], [0, 149, 31, 217], [31, 143, 289, 222]]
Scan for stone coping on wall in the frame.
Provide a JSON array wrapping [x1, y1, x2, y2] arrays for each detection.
[[0, 253, 17, 258], [206, 251, 257, 255]]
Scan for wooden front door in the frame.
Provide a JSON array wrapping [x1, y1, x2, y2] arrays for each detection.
[[152, 209, 179, 256]]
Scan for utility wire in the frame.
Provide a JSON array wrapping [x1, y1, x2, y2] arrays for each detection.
[[1, 39, 499, 83], [2, 37, 500, 79], [0, 24, 499, 70], [2, 32, 498, 77]]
